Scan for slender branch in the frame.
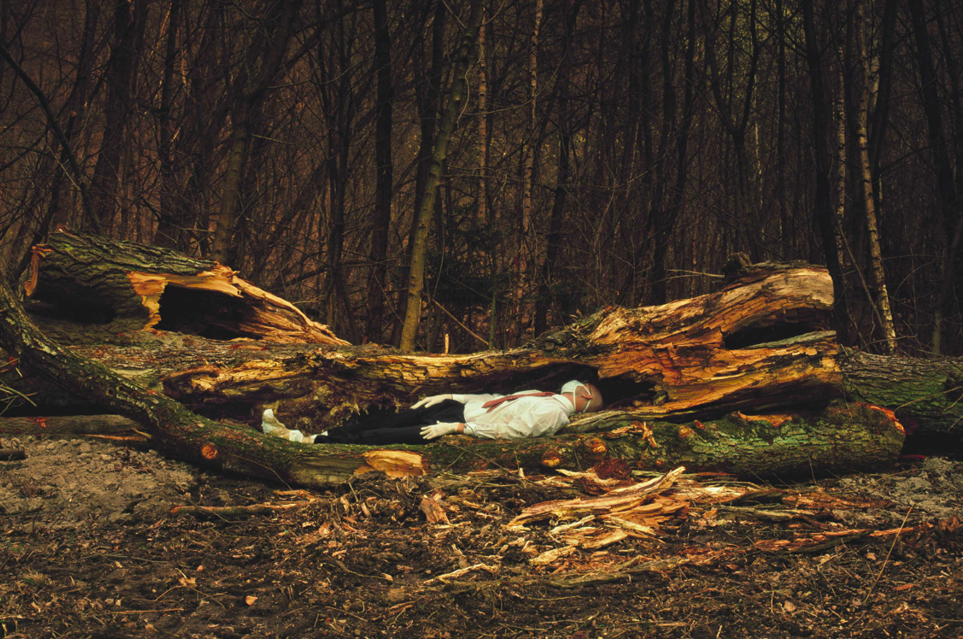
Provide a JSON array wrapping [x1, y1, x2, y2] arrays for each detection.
[[0, 42, 102, 234]]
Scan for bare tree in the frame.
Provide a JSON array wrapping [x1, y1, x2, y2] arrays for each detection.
[[399, 0, 483, 352], [210, 0, 302, 265]]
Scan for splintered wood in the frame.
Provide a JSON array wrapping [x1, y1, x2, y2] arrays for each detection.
[[509, 467, 687, 526], [509, 467, 692, 557]]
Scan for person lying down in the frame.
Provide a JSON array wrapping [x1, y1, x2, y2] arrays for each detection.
[[261, 380, 603, 446]]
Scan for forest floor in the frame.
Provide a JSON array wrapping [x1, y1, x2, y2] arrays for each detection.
[[1, 434, 962, 639]]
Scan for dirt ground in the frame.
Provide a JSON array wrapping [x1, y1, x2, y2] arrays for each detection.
[[1, 434, 961, 639]]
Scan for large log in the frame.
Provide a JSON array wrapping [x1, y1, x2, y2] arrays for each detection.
[[0, 246, 906, 481], [21, 230, 346, 345], [6, 259, 841, 428]]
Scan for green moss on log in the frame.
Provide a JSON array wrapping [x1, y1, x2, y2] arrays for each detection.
[[841, 348, 963, 434]]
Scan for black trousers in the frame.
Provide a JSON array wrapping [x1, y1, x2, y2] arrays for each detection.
[[313, 399, 466, 445]]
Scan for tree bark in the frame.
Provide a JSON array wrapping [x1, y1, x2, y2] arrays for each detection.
[[154, 0, 188, 251], [513, 0, 543, 344], [11, 249, 958, 443], [392, 0, 448, 346], [907, 0, 963, 355], [89, 0, 150, 232], [802, 0, 853, 346], [366, 0, 394, 343], [0, 272, 385, 490], [855, 0, 897, 354], [534, 0, 583, 335]]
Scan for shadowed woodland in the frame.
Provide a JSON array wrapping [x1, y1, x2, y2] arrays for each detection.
[[0, 0, 961, 356], [4, 3, 963, 637]]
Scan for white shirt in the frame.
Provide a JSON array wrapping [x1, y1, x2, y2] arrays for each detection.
[[459, 390, 575, 440]]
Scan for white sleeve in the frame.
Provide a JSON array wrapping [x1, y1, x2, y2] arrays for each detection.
[[464, 403, 568, 440], [456, 393, 499, 404]]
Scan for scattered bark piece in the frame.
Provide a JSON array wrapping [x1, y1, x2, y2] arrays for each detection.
[[550, 516, 596, 535], [751, 526, 923, 553], [420, 496, 449, 525], [716, 505, 818, 522], [170, 504, 275, 519], [602, 516, 657, 537], [783, 489, 893, 511], [578, 529, 628, 550], [530, 545, 578, 566]]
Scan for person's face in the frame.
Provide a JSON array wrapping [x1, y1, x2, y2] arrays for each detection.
[[578, 383, 604, 413]]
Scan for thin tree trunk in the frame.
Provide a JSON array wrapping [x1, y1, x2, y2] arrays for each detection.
[[366, 0, 393, 343], [89, 0, 150, 233], [155, 0, 186, 250], [653, 0, 696, 305], [802, 0, 853, 346], [775, 0, 788, 249], [855, 0, 897, 354], [476, 6, 487, 225], [908, 0, 962, 355], [698, 0, 761, 259], [391, 0, 447, 346], [0, 43, 101, 235], [211, 0, 301, 264], [513, 0, 543, 345], [834, 56, 848, 270], [534, 0, 583, 336], [6, 2, 101, 277], [399, 0, 484, 352]]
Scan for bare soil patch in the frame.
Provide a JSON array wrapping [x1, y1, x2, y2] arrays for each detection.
[[1, 435, 961, 638]]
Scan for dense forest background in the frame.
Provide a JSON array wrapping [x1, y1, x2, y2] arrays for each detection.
[[0, 0, 960, 355]]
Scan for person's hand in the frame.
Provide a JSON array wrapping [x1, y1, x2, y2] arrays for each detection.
[[411, 394, 452, 409], [420, 422, 461, 440]]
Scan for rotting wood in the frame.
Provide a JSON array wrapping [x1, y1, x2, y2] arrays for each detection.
[[508, 467, 686, 527], [422, 563, 498, 585], [12, 234, 960, 444], [158, 262, 842, 429]]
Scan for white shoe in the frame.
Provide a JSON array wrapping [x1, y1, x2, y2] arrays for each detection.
[[262, 409, 305, 443], [262, 408, 285, 434]]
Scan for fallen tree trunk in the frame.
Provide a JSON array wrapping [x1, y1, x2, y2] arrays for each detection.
[[0, 415, 144, 438], [0, 251, 906, 482], [7, 258, 843, 430], [21, 230, 346, 345], [12, 233, 955, 439], [3, 334, 956, 440], [158, 262, 846, 432]]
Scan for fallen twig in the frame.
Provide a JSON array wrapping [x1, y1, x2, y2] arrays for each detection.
[[862, 506, 914, 604], [423, 563, 499, 585]]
